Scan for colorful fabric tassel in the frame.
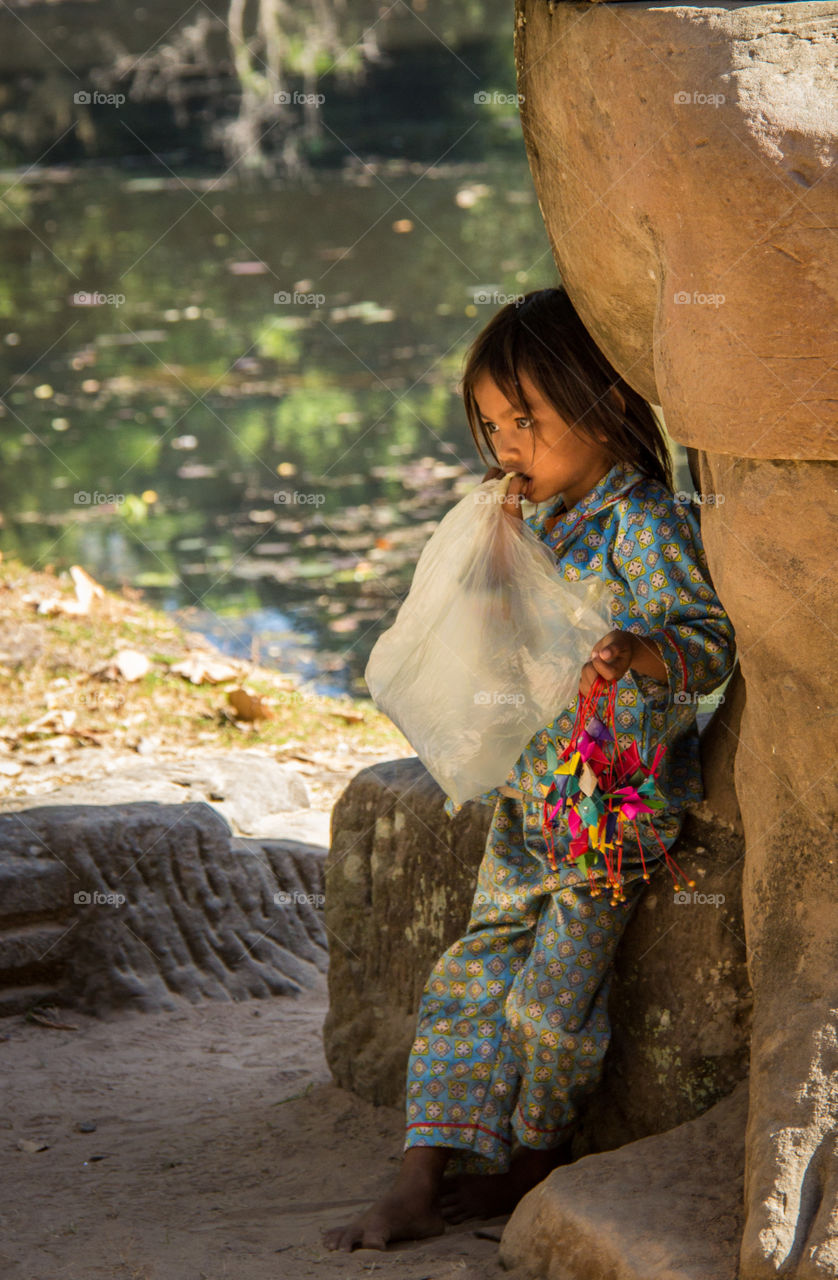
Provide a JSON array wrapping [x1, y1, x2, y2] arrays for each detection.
[[541, 676, 697, 904]]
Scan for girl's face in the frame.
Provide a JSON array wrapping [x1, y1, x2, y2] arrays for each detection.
[[472, 370, 615, 510]]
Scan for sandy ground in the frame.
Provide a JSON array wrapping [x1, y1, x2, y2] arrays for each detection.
[[0, 978, 511, 1280]]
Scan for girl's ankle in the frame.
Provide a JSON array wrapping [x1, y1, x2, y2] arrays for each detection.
[[399, 1146, 451, 1190]]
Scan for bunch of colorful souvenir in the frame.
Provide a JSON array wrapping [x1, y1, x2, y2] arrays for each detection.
[[541, 676, 697, 903]]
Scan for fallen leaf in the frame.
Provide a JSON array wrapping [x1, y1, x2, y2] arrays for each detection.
[[227, 688, 273, 722], [113, 649, 151, 682], [170, 655, 240, 685], [92, 650, 151, 683], [29, 565, 106, 617], [42, 734, 78, 755], [329, 707, 364, 723], [26, 1011, 79, 1031], [35, 595, 88, 617], [68, 729, 105, 745], [69, 565, 105, 612], [18, 709, 77, 738]]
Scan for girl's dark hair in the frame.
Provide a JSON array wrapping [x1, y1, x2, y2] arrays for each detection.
[[461, 286, 673, 491]]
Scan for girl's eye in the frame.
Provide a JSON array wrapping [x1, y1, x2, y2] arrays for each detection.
[[482, 417, 532, 433]]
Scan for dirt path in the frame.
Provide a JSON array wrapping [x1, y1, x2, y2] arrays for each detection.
[[1, 978, 510, 1280]]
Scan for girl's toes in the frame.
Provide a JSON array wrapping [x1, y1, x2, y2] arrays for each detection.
[[322, 1224, 354, 1252], [439, 1187, 474, 1223], [359, 1229, 388, 1250]]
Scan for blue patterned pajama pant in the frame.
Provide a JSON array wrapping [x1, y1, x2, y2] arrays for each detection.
[[404, 793, 683, 1174]]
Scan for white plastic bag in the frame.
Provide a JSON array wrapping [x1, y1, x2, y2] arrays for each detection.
[[365, 473, 612, 806]]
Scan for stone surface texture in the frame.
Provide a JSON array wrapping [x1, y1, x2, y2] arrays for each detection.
[[500, 1080, 749, 1280], [512, 2, 838, 1276], [324, 756, 751, 1153], [0, 801, 327, 1016]]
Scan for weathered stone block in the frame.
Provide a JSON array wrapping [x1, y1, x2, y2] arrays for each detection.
[[500, 1079, 748, 1280], [0, 803, 328, 1016], [323, 757, 492, 1105]]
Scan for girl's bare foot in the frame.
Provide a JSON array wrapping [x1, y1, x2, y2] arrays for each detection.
[[323, 1146, 449, 1252], [439, 1142, 573, 1224]]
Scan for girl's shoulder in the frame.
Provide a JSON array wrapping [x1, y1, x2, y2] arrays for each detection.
[[608, 473, 711, 575], [614, 472, 695, 527]]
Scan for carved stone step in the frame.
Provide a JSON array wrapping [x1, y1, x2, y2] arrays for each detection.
[[0, 981, 67, 1019], [0, 801, 328, 1017], [0, 919, 76, 977]]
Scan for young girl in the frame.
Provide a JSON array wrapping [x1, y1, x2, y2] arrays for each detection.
[[324, 287, 736, 1252]]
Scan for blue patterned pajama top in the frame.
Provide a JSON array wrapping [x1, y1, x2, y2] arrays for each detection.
[[443, 458, 737, 824]]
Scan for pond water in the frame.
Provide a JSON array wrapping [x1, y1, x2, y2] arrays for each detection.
[[0, 158, 689, 695]]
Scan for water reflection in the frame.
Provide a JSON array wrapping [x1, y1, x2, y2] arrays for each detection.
[[0, 160, 689, 694]]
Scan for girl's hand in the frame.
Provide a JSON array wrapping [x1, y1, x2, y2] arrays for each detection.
[[480, 465, 526, 521], [501, 473, 526, 521], [579, 630, 635, 696]]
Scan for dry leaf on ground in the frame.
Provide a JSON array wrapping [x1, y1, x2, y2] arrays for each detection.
[[170, 655, 240, 685], [227, 688, 273, 721], [91, 649, 151, 683]]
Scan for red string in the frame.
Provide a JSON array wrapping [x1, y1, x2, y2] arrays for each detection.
[[544, 673, 695, 900], [567, 675, 607, 750], [635, 819, 697, 893]]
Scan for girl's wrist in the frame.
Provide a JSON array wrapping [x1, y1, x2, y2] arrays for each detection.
[[628, 632, 668, 683]]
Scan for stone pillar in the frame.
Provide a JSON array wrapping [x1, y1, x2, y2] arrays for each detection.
[[512, 3, 838, 1275]]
